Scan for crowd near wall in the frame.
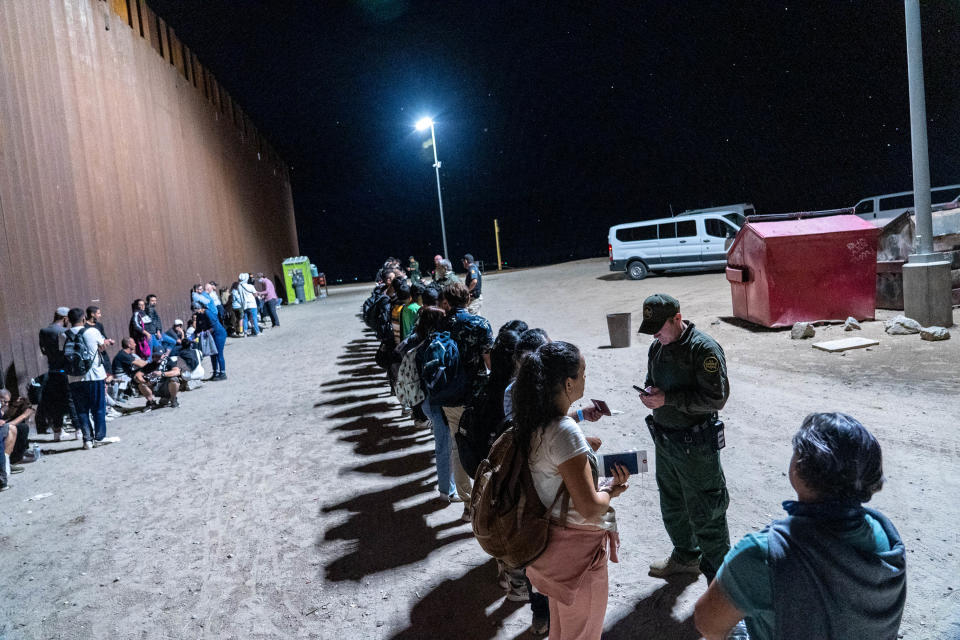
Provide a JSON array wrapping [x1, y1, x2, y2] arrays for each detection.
[[0, 0, 298, 386]]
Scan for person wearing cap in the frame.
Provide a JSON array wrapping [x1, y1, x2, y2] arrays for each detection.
[[462, 253, 483, 315], [406, 256, 421, 283], [433, 259, 459, 288], [637, 293, 731, 583], [165, 318, 187, 347], [38, 307, 79, 441]]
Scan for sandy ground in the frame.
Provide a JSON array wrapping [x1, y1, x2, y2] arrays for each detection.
[[2, 258, 959, 640]]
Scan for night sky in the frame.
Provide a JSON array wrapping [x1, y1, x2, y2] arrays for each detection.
[[150, 1, 960, 282]]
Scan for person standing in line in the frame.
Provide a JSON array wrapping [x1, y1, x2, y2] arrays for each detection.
[[638, 293, 731, 583], [516, 341, 630, 640], [145, 294, 163, 352], [129, 299, 152, 359], [202, 283, 228, 380], [433, 259, 460, 288], [238, 273, 261, 337], [462, 253, 483, 315], [38, 307, 79, 441], [61, 308, 108, 448], [256, 273, 281, 328], [695, 413, 906, 640]]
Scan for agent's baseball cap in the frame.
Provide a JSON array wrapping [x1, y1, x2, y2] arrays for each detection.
[[638, 293, 680, 334]]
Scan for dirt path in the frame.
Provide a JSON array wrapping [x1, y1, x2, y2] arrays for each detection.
[[1, 258, 958, 639]]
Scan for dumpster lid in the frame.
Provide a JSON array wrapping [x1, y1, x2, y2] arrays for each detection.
[[747, 214, 877, 239]]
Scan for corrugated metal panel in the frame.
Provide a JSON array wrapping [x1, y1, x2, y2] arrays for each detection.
[[0, 0, 298, 388]]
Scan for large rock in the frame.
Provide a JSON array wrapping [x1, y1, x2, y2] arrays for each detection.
[[920, 326, 951, 341], [884, 315, 922, 335], [791, 322, 815, 339], [843, 317, 861, 331]]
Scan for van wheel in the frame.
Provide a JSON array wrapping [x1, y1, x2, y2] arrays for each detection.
[[626, 261, 649, 280]]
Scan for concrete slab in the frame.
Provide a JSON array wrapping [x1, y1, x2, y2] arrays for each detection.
[[811, 337, 880, 352]]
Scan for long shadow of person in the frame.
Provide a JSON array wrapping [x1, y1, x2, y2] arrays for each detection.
[[321, 473, 474, 581], [389, 559, 526, 640], [602, 575, 700, 639]]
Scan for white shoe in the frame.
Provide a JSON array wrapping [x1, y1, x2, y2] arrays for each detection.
[[83, 441, 94, 450], [105, 415, 115, 422], [106, 407, 122, 418], [100, 437, 121, 444]]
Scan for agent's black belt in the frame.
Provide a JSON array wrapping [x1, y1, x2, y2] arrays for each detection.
[[646, 415, 725, 450]]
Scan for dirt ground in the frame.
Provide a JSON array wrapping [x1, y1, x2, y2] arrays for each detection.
[[2, 258, 958, 640]]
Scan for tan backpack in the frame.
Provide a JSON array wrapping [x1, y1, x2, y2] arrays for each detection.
[[470, 427, 567, 569]]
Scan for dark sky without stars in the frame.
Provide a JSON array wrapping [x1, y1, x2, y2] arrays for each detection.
[[149, 1, 960, 282]]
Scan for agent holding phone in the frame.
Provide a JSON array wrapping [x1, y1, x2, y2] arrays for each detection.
[[637, 293, 731, 583]]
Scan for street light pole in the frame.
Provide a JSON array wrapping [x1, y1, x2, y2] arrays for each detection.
[[428, 121, 450, 260], [901, 0, 954, 327]]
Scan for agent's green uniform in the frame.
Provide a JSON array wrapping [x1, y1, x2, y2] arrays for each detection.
[[645, 321, 731, 577]]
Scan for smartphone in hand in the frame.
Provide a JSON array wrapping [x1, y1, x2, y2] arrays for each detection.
[[632, 384, 650, 397], [590, 399, 612, 416]]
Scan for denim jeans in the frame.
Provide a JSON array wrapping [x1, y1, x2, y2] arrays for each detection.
[[264, 298, 280, 327], [69, 380, 106, 442], [211, 327, 227, 373], [422, 397, 455, 497], [242, 308, 260, 335]]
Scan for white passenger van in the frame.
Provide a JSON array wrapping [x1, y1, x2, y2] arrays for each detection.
[[608, 212, 743, 280], [853, 184, 960, 221]]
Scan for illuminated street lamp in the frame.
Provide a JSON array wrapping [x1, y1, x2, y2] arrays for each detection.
[[415, 117, 449, 260]]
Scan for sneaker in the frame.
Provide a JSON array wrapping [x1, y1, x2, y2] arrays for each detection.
[[505, 582, 529, 602], [461, 504, 473, 523], [447, 493, 463, 504], [648, 555, 701, 578], [83, 440, 94, 450], [106, 407, 123, 418], [169, 398, 180, 408], [0, 481, 8, 491], [414, 418, 430, 429], [144, 400, 157, 412], [530, 614, 549, 636], [99, 437, 121, 444], [105, 415, 115, 422], [10, 465, 24, 474]]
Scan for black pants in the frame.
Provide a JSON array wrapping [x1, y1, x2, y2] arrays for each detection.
[[9, 421, 30, 464], [38, 372, 79, 433]]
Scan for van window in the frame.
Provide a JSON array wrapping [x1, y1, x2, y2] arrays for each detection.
[[878, 194, 915, 211], [705, 219, 732, 238], [743, 206, 755, 216], [933, 187, 960, 204], [658, 223, 677, 239], [854, 200, 874, 215], [677, 220, 697, 238], [616, 225, 657, 242], [723, 213, 745, 227]]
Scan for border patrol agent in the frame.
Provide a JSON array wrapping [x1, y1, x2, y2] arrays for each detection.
[[638, 293, 731, 582]]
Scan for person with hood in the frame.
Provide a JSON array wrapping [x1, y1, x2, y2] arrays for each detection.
[[237, 272, 261, 336], [694, 413, 906, 640]]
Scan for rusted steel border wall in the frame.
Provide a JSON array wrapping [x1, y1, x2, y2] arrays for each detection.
[[0, 0, 298, 386]]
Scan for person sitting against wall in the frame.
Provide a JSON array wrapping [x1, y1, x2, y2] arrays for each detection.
[[694, 413, 906, 640], [1, 389, 35, 487], [112, 338, 164, 410]]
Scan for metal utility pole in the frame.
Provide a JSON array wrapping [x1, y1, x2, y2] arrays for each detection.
[[428, 122, 449, 260], [902, 0, 954, 327]]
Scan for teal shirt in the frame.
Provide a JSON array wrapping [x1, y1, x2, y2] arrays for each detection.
[[716, 512, 891, 640]]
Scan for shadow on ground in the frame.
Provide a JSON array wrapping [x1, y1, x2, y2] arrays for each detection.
[[602, 574, 700, 639], [389, 559, 526, 640], [320, 473, 473, 581]]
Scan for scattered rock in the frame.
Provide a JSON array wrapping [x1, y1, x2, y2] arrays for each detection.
[[884, 315, 921, 335], [920, 326, 950, 341], [791, 322, 815, 339], [843, 317, 861, 331]]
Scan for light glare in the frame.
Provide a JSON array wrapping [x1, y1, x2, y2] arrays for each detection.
[[415, 117, 433, 131]]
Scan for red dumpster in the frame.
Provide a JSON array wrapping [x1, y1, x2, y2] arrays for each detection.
[[725, 214, 879, 327]]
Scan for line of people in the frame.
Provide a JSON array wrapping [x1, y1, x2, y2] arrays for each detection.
[[1, 273, 284, 492], [361, 262, 907, 640]]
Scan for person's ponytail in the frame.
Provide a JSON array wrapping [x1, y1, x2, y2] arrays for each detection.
[[512, 341, 581, 459]]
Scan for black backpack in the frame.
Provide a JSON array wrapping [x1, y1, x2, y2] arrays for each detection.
[[63, 328, 97, 377]]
